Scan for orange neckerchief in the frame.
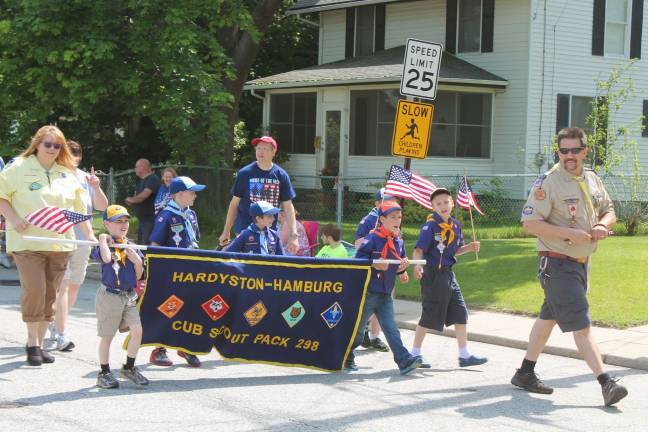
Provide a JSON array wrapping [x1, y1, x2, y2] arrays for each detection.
[[371, 225, 400, 259], [112, 237, 127, 265]]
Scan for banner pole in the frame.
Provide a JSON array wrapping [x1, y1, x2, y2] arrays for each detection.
[[23, 236, 148, 250]]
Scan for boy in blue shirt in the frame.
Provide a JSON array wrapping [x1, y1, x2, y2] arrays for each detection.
[[346, 202, 422, 375], [148, 176, 205, 367], [226, 201, 284, 255], [92, 205, 148, 389], [411, 188, 487, 368]]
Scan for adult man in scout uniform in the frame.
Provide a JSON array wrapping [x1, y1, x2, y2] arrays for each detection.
[[511, 127, 628, 407]]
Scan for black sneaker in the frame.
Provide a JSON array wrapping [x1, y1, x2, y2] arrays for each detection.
[[25, 346, 42, 366], [602, 378, 628, 406], [120, 366, 149, 386], [360, 329, 371, 348], [511, 369, 554, 394], [97, 371, 119, 389], [370, 337, 390, 352], [178, 351, 202, 368], [343, 359, 358, 372], [39, 347, 55, 364], [459, 355, 488, 367], [399, 356, 422, 375], [416, 356, 431, 369]]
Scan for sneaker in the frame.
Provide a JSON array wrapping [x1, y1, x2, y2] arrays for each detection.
[[96, 371, 119, 389], [25, 346, 42, 366], [149, 347, 172, 366], [39, 347, 55, 364], [511, 369, 554, 394], [0, 254, 12, 269], [602, 378, 628, 406], [417, 356, 431, 369], [47, 322, 57, 340], [177, 351, 201, 368], [370, 337, 390, 352], [399, 356, 422, 375], [343, 359, 358, 372], [56, 335, 75, 352], [360, 329, 371, 348], [120, 366, 149, 386], [459, 355, 488, 367]]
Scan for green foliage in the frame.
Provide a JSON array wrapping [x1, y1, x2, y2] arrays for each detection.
[[0, 0, 264, 168], [231, 120, 290, 168]]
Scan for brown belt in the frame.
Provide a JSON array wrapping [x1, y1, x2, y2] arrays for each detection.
[[539, 251, 588, 264]]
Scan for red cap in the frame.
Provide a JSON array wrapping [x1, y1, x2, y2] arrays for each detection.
[[379, 202, 402, 217], [251, 136, 278, 150]]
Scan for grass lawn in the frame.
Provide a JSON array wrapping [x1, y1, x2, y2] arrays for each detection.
[[394, 236, 648, 329]]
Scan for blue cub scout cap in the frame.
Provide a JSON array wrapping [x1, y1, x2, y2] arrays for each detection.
[[170, 176, 206, 194], [375, 187, 394, 201], [250, 201, 281, 217]]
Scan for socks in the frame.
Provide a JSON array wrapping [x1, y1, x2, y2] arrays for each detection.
[[124, 356, 135, 370], [521, 358, 536, 373], [369, 331, 380, 340], [100, 364, 110, 373], [597, 373, 611, 386], [411, 346, 421, 356], [458, 345, 472, 359]]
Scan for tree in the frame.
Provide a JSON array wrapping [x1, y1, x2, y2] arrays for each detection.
[[0, 0, 285, 168]]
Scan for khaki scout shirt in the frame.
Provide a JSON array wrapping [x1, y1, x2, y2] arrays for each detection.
[[521, 163, 614, 258], [0, 155, 86, 252]]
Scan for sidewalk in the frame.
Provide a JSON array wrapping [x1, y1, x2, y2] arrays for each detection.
[[3, 265, 648, 371]]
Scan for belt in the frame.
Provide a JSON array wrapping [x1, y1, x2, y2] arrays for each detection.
[[539, 251, 588, 264]]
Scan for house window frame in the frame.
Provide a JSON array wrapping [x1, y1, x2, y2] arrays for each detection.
[[268, 91, 318, 155], [456, 0, 483, 53], [604, 0, 633, 57], [568, 95, 595, 130], [354, 5, 376, 57]]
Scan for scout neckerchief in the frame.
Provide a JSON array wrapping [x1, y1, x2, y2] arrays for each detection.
[[111, 237, 128, 288], [572, 174, 596, 218], [248, 223, 269, 255], [427, 213, 456, 269], [164, 200, 197, 245], [371, 225, 400, 259]]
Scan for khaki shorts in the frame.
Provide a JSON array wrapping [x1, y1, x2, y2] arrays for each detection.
[[95, 285, 141, 337], [13, 251, 71, 322], [63, 245, 91, 285]]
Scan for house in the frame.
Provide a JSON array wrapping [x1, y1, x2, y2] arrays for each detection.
[[244, 0, 648, 198]]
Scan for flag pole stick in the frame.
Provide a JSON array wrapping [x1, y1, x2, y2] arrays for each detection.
[[463, 170, 478, 261], [23, 236, 148, 250]]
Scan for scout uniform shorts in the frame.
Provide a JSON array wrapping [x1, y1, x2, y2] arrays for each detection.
[[419, 266, 468, 332], [95, 285, 141, 337]]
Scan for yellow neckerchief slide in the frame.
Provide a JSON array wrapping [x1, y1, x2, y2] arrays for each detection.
[[427, 213, 456, 269], [112, 237, 128, 266]]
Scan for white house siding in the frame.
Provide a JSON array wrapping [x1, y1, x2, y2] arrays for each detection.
[[384, 0, 446, 49], [526, 0, 648, 184], [320, 10, 346, 64]]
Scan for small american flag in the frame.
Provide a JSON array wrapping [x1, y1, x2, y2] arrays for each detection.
[[25, 207, 92, 234], [384, 165, 437, 209], [457, 177, 485, 216]]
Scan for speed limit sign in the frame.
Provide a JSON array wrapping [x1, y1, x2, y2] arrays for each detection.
[[400, 39, 443, 100]]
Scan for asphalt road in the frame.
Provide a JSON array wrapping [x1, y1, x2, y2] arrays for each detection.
[[0, 279, 646, 432]]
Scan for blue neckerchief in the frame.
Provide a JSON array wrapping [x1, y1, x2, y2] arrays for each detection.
[[164, 200, 196, 243], [248, 223, 269, 255]]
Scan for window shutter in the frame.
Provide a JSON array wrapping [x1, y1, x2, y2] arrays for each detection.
[[345, 8, 355, 59], [481, 0, 494, 52], [642, 100, 648, 137], [592, 0, 605, 56], [631, 0, 643, 59], [375, 4, 386, 52], [446, 0, 457, 54], [556, 94, 570, 132]]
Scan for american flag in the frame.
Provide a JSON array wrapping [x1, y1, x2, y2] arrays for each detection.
[[384, 165, 436, 209], [457, 177, 485, 216], [25, 207, 92, 234]]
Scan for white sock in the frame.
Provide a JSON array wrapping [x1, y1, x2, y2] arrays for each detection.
[[369, 331, 380, 340], [411, 346, 421, 356], [459, 346, 472, 359]]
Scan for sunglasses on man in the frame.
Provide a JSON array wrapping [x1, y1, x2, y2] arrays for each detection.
[[42, 141, 62, 150], [558, 147, 585, 155]]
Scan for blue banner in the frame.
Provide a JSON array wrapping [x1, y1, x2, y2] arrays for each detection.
[[139, 247, 372, 371]]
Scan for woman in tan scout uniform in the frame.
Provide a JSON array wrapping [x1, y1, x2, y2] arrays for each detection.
[[0, 126, 97, 366], [510, 127, 628, 407]]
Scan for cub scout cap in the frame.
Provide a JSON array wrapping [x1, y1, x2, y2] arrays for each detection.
[[379, 202, 402, 217], [170, 176, 206, 194], [104, 205, 130, 221], [251, 136, 278, 150], [250, 200, 281, 217], [375, 187, 394, 201]]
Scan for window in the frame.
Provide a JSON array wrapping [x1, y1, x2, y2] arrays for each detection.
[[555, 94, 595, 132], [446, 0, 494, 54], [592, 0, 643, 58], [349, 89, 492, 158], [345, 5, 385, 59], [269, 93, 316, 154]]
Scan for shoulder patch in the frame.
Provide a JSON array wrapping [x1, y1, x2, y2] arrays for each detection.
[[522, 205, 534, 216]]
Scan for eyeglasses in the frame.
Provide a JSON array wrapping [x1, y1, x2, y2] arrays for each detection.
[[558, 147, 585, 155], [42, 141, 62, 150]]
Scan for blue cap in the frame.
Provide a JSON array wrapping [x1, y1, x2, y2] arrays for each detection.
[[375, 187, 394, 201], [250, 201, 281, 217], [170, 176, 206, 194]]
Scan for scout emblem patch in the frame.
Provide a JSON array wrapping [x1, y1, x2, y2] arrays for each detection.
[[201, 294, 230, 321], [171, 224, 184, 246], [534, 188, 546, 200], [321, 302, 343, 329], [29, 182, 42, 191], [282, 301, 305, 328], [244, 301, 268, 327], [158, 295, 185, 319], [564, 198, 579, 225], [522, 205, 534, 216]]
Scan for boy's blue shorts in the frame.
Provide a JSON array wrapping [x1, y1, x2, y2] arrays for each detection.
[[418, 266, 468, 332]]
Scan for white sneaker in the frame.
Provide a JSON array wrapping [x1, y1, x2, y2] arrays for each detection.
[[47, 322, 57, 340], [56, 335, 75, 352]]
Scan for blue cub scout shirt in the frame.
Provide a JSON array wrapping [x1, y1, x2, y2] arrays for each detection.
[[355, 208, 379, 240], [148, 208, 200, 248], [355, 232, 405, 295], [415, 213, 464, 268], [227, 226, 284, 255], [91, 240, 144, 292]]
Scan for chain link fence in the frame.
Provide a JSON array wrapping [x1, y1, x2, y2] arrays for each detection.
[[97, 166, 648, 229]]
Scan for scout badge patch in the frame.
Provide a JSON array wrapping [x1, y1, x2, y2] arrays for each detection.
[[171, 223, 184, 247], [534, 188, 546, 200], [564, 198, 578, 225], [29, 182, 42, 191]]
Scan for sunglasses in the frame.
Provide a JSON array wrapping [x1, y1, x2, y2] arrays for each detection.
[[42, 141, 62, 150], [558, 147, 585, 155]]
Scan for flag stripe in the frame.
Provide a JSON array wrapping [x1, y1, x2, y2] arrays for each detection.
[[25, 206, 92, 234], [384, 165, 436, 210]]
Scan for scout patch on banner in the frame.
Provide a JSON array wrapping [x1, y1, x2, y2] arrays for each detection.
[[138, 247, 372, 371]]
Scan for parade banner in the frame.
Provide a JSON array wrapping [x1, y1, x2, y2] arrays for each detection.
[[139, 247, 372, 371]]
